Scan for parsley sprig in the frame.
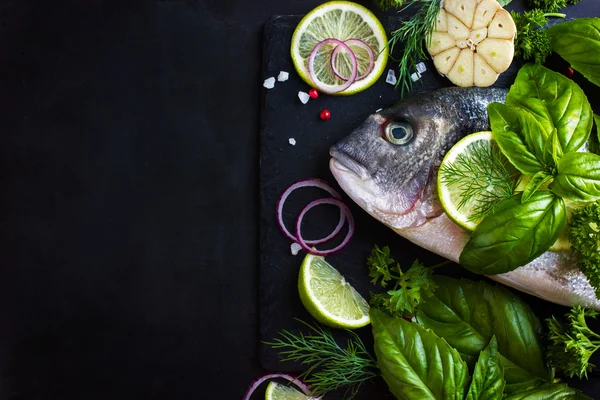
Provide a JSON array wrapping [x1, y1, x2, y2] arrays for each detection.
[[569, 201, 600, 298], [367, 245, 438, 317], [546, 305, 600, 379], [511, 10, 565, 64]]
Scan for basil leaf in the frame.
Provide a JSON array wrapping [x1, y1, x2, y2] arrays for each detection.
[[371, 308, 469, 400], [595, 114, 600, 141], [496, 0, 512, 5], [522, 171, 553, 202], [506, 64, 593, 156], [503, 383, 591, 400], [547, 18, 600, 88], [460, 191, 567, 275], [466, 336, 504, 400], [550, 152, 600, 201], [488, 103, 547, 175], [417, 277, 552, 394]]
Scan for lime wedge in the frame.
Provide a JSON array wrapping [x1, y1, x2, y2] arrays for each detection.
[[291, 1, 388, 96], [298, 253, 370, 329], [265, 382, 311, 400], [438, 131, 517, 231]]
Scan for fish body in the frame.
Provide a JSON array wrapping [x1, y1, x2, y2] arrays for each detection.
[[330, 87, 600, 309]]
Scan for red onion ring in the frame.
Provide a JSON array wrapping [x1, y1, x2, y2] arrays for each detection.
[[307, 38, 357, 94], [295, 198, 354, 256], [277, 179, 345, 245], [331, 39, 375, 82], [242, 373, 314, 400]]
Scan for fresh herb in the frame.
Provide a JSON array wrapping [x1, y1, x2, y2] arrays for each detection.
[[265, 319, 379, 399], [460, 63, 599, 275], [367, 245, 437, 317], [374, 0, 407, 10], [511, 10, 565, 65], [371, 308, 469, 399], [439, 138, 516, 222], [546, 305, 600, 379], [381, 0, 440, 95], [568, 201, 600, 297], [547, 18, 600, 88], [526, 0, 580, 13], [417, 276, 553, 393], [466, 336, 505, 400], [460, 191, 567, 275]]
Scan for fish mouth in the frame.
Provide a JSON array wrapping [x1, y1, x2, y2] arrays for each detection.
[[329, 148, 371, 181]]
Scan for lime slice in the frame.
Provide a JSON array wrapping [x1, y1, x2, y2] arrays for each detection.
[[265, 382, 311, 400], [438, 131, 517, 231], [291, 1, 388, 96], [298, 253, 370, 329]]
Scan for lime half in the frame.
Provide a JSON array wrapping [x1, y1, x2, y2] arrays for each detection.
[[438, 131, 516, 231], [265, 382, 311, 400], [291, 1, 388, 96], [298, 253, 370, 329]]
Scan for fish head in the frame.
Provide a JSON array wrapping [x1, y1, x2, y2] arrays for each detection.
[[330, 87, 507, 230]]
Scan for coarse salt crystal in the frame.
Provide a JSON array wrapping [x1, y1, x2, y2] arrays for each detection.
[[411, 71, 422, 82], [277, 71, 289, 82], [386, 69, 397, 85], [290, 243, 302, 255], [289, 138, 296, 146], [416, 62, 427, 74], [263, 77, 276, 89], [298, 91, 310, 104]]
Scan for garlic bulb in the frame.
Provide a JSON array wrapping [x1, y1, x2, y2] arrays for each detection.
[[427, 0, 516, 87]]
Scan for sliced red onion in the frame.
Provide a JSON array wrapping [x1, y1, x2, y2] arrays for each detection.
[[277, 179, 345, 245], [331, 39, 375, 82], [295, 198, 354, 256], [242, 373, 312, 400], [307, 38, 357, 94]]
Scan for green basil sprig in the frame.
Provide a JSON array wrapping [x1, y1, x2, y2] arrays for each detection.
[[371, 308, 469, 400], [460, 64, 599, 275], [416, 276, 552, 394], [505, 63, 593, 156], [460, 192, 566, 275], [547, 18, 600, 89]]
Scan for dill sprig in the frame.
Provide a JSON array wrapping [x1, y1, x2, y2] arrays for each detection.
[[546, 305, 600, 379], [439, 139, 516, 222], [385, 0, 441, 96], [265, 319, 379, 399]]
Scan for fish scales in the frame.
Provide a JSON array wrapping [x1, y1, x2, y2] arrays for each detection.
[[330, 87, 600, 309]]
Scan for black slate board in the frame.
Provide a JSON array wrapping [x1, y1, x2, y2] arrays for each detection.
[[259, 5, 600, 398]]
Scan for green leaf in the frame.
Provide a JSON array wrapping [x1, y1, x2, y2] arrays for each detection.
[[503, 383, 591, 400], [416, 277, 552, 394], [371, 308, 469, 400], [595, 114, 600, 141], [488, 103, 548, 175], [465, 336, 504, 400], [496, 0, 512, 5], [550, 152, 600, 201], [460, 191, 567, 275], [547, 18, 600, 88], [506, 64, 593, 156], [522, 170, 553, 202]]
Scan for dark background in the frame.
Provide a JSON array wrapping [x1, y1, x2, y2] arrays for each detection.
[[0, 0, 598, 399]]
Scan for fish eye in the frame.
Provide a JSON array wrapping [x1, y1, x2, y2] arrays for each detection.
[[384, 122, 413, 145]]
